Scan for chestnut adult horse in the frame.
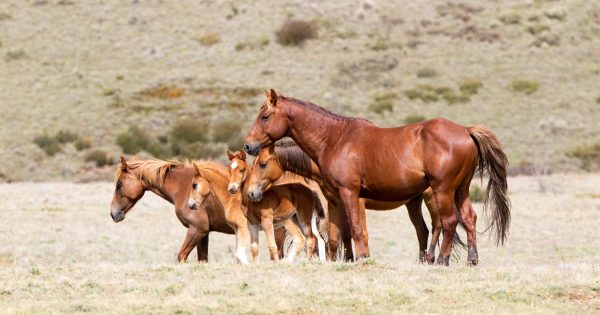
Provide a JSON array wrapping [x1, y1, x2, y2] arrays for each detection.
[[244, 90, 510, 265]]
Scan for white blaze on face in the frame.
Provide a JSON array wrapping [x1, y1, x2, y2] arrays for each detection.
[[231, 161, 238, 170]]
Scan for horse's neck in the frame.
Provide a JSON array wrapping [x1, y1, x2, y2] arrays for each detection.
[[240, 165, 252, 206], [285, 101, 344, 166], [147, 169, 183, 205], [204, 172, 234, 212]]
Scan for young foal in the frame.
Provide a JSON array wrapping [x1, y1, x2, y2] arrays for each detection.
[[226, 150, 327, 262], [246, 140, 447, 263]]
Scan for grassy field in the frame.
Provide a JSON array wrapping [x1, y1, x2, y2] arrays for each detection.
[[1, 174, 599, 313], [1, 0, 599, 181]]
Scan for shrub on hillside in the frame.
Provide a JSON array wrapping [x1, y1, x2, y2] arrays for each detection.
[[55, 130, 78, 144], [416, 68, 438, 78], [74, 137, 93, 151], [116, 126, 151, 154], [276, 20, 318, 46], [459, 79, 483, 95], [368, 93, 396, 114], [512, 80, 539, 95], [84, 150, 113, 167], [404, 115, 426, 124], [212, 119, 243, 150], [170, 118, 209, 143], [470, 185, 485, 203], [33, 135, 61, 156], [568, 143, 600, 171], [197, 33, 221, 46]]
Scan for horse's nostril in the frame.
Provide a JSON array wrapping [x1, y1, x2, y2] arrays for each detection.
[[243, 144, 250, 152], [110, 212, 115, 220]]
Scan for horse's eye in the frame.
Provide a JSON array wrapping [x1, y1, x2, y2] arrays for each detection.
[[115, 181, 122, 191], [240, 168, 245, 173], [259, 162, 267, 169], [261, 114, 270, 121], [192, 183, 198, 190]]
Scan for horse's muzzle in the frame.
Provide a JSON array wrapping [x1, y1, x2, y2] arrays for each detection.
[[247, 189, 263, 202], [243, 142, 260, 156], [111, 209, 125, 223]]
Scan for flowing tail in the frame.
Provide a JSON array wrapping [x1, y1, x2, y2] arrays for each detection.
[[468, 126, 511, 246]]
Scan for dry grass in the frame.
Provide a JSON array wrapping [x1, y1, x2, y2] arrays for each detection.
[[1, 175, 600, 313]]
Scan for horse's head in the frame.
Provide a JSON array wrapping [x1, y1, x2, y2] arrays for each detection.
[[226, 150, 248, 194], [247, 145, 282, 201], [244, 89, 289, 156], [110, 156, 145, 222], [188, 164, 211, 210]]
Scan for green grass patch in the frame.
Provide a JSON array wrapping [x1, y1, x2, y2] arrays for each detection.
[[404, 115, 426, 124], [196, 33, 221, 46], [33, 135, 62, 156], [84, 150, 113, 167], [470, 185, 485, 203], [416, 68, 438, 78], [369, 93, 396, 114], [511, 80, 539, 95], [459, 78, 483, 95], [568, 143, 600, 171]]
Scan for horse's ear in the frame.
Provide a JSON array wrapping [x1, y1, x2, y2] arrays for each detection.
[[238, 150, 246, 161], [191, 163, 200, 175], [227, 150, 235, 161], [120, 156, 128, 172], [268, 89, 278, 107]]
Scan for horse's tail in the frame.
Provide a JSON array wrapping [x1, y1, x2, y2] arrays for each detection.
[[468, 126, 511, 246]]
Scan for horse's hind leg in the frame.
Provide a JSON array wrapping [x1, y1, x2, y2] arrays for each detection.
[[405, 195, 429, 263], [327, 202, 342, 261], [359, 199, 370, 257], [197, 234, 209, 263], [295, 198, 318, 259], [275, 227, 286, 260], [249, 223, 260, 263], [178, 226, 206, 263], [260, 211, 280, 262], [430, 185, 459, 266], [283, 218, 305, 262], [423, 188, 441, 264], [455, 176, 478, 265]]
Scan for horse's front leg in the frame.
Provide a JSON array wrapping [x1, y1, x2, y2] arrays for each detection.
[[249, 222, 260, 263], [178, 226, 206, 263], [274, 227, 286, 260], [338, 187, 368, 260], [197, 234, 209, 263], [260, 211, 280, 262]]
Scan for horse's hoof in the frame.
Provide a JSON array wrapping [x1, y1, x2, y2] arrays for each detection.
[[467, 247, 479, 266], [419, 251, 427, 264], [436, 255, 450, 266], [425, 255, 435, 265]]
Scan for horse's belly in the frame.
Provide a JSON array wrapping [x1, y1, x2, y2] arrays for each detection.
[[359, 181, 426, 202]]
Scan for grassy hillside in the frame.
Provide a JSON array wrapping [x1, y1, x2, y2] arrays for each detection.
[[1, 0, 599, 181]]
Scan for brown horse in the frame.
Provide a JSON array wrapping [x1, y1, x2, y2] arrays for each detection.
[[244, 90, 510, 265], [110, 156, 286, 263], [246, 140, 448, 263], [226, 150, 327, 262]]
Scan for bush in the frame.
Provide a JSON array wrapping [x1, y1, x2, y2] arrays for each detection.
[[511, 80, 539, 95], [404, 115, 426, 124], [170, 119, 209, 143], [498, 11, 521, 24], [416, 68, 438, 78], [5, 49, 27, 61], [84, 150, 113, 167], [212, 119, 243, 149], [75, 137, 93, 151], [197, 33, 221, 46], [116, 126, 151, 154], [459, 79, 483, 95], [55, 130, 78, 144], [526, 24, 550, 35], [368, 93, 396, 114], [568, 143, 600, 171], [597, 94, 600, 104], [34, 135, 62, 156], [276, 20, 318, 46], [404, 85, 469, 104], [470, 185, 485, 203]]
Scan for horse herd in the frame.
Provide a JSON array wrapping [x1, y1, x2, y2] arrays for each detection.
[[110, 89, 511, 266]]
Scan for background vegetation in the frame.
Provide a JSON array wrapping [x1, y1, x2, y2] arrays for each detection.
[[0, 0, 599, 181]]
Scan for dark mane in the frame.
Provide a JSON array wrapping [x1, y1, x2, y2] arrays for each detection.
[[274, 139, 314, 179], [283, 96, 371, 123]]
